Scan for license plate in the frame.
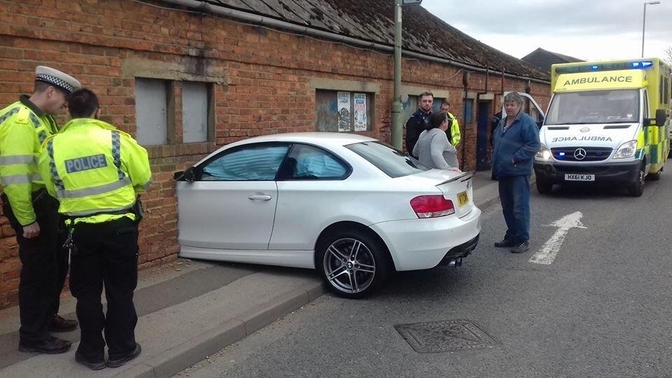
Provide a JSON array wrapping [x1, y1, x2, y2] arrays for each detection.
[[565, 174, 595, 181], [457, 191, 469, 207]]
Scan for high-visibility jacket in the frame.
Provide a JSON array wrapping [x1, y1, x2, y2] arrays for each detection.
[[0, 97, 59, 226], [38, 118, 152, 225], [446, 112, 461, 146]]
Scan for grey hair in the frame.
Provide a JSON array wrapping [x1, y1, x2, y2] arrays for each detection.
[[503, 92, 524, 107]]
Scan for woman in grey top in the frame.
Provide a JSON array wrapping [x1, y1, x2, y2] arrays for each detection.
[[412, 112, 460, 170]]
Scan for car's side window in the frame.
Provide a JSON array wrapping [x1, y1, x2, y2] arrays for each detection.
[[201, 144, 289, 181], [290, 145, 347, 180]]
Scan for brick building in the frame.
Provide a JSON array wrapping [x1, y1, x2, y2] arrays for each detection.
[[0, 0, 550, 308]]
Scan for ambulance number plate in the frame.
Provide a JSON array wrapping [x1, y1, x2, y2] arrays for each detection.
[[564, 174, 595, 181]]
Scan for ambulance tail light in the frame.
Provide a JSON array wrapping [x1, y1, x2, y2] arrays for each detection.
[[614, 140, 637, 159], [535, 144, 553, 161]]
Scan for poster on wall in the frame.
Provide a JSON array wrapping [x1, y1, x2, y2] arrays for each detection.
[[353, 93, 367, 131], [337, 92, 351, 132]]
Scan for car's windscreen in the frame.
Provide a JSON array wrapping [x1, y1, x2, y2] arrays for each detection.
[[346, 141, 428, 178], [545, 89, 639, 125]]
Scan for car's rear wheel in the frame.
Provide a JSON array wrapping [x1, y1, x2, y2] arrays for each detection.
[[316, 229, 390, 299]]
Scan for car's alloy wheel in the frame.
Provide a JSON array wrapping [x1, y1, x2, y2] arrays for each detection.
[[317, 230, 389, 299]]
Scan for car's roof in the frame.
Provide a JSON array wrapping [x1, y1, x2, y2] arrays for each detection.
[[237, 132, 377, 147]]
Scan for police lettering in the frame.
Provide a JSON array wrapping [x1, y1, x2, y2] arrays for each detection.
[[552, 136, 613, 142], [563, 76, 633, 86], [65, 154, 108, 173]]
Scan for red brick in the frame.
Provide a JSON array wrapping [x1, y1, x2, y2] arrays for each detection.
[[0, 0, 551, 309]]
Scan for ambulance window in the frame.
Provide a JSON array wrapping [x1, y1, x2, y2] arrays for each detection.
[[643, 90, 649, 118]]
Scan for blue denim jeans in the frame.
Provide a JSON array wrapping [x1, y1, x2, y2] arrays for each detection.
[[498, 175, 531, 243]]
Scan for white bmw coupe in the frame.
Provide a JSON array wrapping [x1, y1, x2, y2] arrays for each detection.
[[175, 133, 481, 298]]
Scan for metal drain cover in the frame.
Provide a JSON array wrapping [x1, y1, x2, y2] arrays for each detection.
[[395, 320, 498, 353]]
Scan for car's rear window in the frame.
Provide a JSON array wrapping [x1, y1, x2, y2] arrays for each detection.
[[346, 141, 428, 178]]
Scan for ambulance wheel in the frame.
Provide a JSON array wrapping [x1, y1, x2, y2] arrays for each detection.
[[627, 165, 645, 197], [536, 178, 553, 194]]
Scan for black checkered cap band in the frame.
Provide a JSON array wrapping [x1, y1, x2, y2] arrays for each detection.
[[36, 73, 75, 94]]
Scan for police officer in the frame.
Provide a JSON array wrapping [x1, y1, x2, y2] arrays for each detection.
[[0, 66, 80, 354], [38, 88, 152, 370], [405, 90, 434, 158], [440, 99, 461, 146]]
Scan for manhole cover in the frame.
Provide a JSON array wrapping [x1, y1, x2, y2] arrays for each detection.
[[395, 320, 498, 353]]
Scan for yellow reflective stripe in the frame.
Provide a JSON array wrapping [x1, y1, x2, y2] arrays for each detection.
[[56, 177, 131, 199], [0, 155, 36, 165], [1, 173, 40, 185]]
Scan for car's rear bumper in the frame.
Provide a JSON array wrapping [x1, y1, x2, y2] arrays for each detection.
[[437, 234, 479, 265], [370, 206, 482, 271]]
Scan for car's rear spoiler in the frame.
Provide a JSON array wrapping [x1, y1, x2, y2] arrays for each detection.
[[436, 171, 474, 186]]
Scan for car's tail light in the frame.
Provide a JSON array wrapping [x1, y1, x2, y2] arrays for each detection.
[[410, 195, 455, 218]]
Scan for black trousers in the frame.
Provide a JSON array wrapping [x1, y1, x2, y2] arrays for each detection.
[[2, 191, 63, 343], [69, 217, 139, 361]]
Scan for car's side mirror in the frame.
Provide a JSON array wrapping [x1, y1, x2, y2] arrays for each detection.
[[174, 167, 196, 183]]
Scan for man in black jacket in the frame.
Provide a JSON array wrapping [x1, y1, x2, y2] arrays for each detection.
[[405, 91, 434, 158]]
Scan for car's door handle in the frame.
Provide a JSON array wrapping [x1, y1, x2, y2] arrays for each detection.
[[248, 194, 272, 201]]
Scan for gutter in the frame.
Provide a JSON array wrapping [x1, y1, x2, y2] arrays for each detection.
[[161, 0, 549, 84]]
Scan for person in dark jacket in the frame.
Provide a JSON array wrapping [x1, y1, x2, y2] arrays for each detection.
[[491, 92, 540, 253], [405, 91, 433, 158]]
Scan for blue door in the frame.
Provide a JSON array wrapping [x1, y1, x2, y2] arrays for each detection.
[[476, 101, 492, 171]]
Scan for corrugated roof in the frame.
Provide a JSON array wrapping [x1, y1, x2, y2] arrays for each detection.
[[200, 0, 550, 81]]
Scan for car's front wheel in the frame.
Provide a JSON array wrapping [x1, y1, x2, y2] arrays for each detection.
[[316, 229, 390, 299]]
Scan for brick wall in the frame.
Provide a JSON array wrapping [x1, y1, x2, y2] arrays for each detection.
[[0, 0, 550, 309]]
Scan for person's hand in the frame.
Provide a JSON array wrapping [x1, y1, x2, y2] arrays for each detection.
[[22, 222, 40, 239], [449, 167, 462, 172]]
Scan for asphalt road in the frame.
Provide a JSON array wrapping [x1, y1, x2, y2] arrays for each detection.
[[176, 177, 672, 378]]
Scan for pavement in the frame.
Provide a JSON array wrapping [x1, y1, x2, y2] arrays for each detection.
[[0, 169, 520, 378]]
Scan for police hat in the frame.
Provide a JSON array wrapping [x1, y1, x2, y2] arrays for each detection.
[[35, 66, 81, 94]]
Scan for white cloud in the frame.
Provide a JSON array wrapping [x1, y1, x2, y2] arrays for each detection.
[[421, 0, 672, 61]]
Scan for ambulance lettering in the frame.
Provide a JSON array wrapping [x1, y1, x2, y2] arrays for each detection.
[[563, 76, 633, 86], [552, 136, 613, 142]]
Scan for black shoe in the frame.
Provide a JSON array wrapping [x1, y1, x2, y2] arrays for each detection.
[[107, 343, 141, 368], [511, 241, 530, 254], [19, 336, 71, 354], [75, 351, 106, 371], [494, 239, 516, 248], [48, 314, 78, 332]]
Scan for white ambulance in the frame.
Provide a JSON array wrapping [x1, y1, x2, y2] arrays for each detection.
[[533, 58, 670, 196]]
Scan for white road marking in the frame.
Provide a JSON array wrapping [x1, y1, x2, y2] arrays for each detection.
[[529, 211, 586, 265]]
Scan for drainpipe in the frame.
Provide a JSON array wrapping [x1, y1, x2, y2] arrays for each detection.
[[391, 0, 403, 149], [461, 71, 469, 171]]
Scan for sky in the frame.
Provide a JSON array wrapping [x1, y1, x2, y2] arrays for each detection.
[[421, 0, 672, 62]]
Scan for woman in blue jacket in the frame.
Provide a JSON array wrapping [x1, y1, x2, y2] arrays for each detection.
[[491, 92, 540, 253]]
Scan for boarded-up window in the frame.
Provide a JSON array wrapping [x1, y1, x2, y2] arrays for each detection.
[[135, 78, 169, 145], [316, 90, 373, 132], [182, 82, 210, 143]]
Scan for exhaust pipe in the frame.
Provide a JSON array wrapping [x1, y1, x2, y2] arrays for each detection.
[[447, 258, 463, 267]]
